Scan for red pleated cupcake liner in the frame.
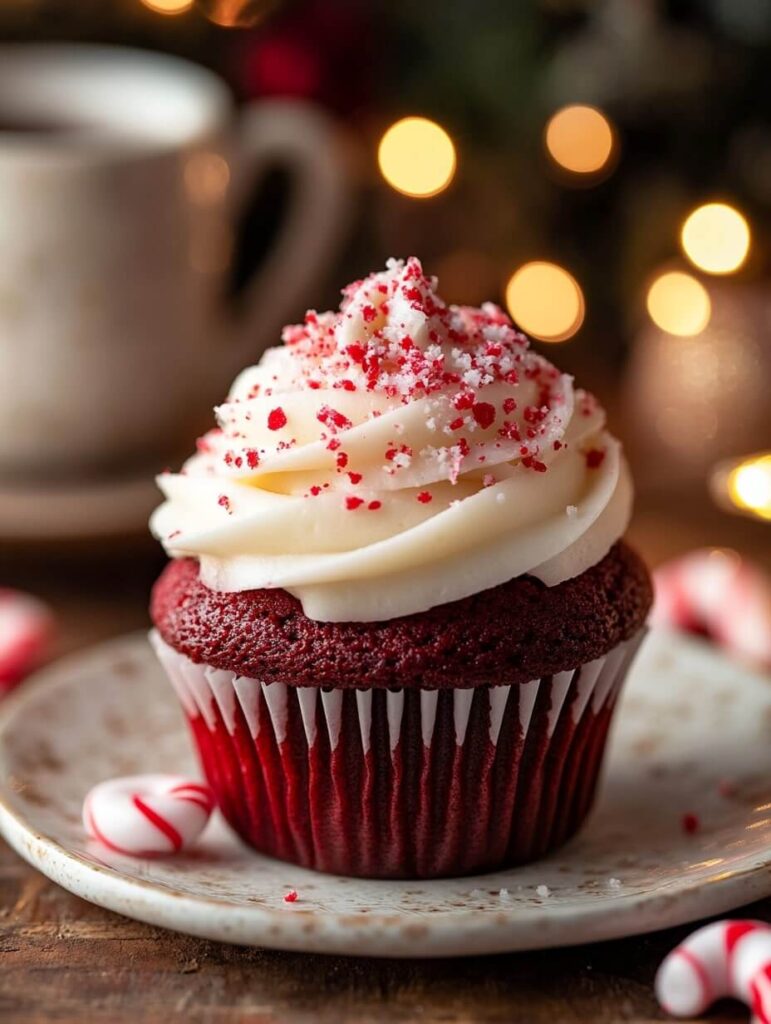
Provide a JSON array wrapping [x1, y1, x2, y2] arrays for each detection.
[[151, 630, 645, 879]]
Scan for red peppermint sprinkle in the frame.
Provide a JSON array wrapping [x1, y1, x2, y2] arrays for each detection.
[[348, 471, 362, 484], [368, 500, 382, 510], [449, 417, 465, 431], [417, 491, 433, 504], [309, 485, 322, 496], [498, 421, 521, 441], [453, 392, 475, 411], [523, 405, 546, 425], [245, 449, 260, 469], [472, 402, 496, 430], [682, 813, 700, 835], [362, 304, 377, 323], [317, 405, 352, 432], [217, 494, 232, 514], [345, 496, 364, 510], [503, 397, 517, 414], [345, 342, 366, 364], [585, 448, 605, 469], [267, 407, 287, 431], [522, 456, 548, 473], [283, 889, 298, 903], [335, 379, 357, 392], [336, 452, 349, 470], [326, 438, 341, 451]]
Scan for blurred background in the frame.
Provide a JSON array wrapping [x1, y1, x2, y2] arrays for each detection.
[[1, 0, 770, 667]]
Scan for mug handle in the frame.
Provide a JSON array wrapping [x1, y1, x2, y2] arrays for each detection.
[[227, 99, 352, 364]]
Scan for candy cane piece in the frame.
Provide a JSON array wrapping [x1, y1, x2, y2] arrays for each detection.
[[656, 920, 771, 1020], [651, 549, 771, 669], [83, 774, 214, 857], [0, 588, 54, 691]]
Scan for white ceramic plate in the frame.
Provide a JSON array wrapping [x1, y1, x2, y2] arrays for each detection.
[[1, 629, 770, 958]]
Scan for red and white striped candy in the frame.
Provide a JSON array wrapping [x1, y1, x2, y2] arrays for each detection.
[[651, 549, 771, 670], [0, 588, 54, 692], [83, 774, 214, 857], [656, 920, 771, 1023]]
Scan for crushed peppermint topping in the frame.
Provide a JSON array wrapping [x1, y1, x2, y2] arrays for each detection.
[[178, 259, 607, 520], [217, 494, 233, 514]]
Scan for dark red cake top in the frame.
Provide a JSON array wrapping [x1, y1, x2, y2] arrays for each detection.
[[151, 543, 651, 689]]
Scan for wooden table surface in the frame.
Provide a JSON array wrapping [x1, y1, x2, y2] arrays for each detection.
[[1, 496, 768, 1023]]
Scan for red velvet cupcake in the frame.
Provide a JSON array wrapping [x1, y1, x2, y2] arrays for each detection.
[[150, 258, 652, 879]]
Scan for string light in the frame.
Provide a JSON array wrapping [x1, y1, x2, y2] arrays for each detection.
[[681, 202, 751, 275], [712, 453, 771, 521], [377, 117, 456, 198], [505, 261, 585, 342], [544, 105, 615, 175], [139, 0, 193, 14], [646, 271, 711, 336]]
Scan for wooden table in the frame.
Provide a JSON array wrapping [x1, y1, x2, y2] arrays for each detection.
[[1, 497, 768, 1023]]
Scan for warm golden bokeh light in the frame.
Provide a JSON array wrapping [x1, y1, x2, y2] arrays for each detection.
[[680, 202, 751, 275], [646, 271, 711, 336], [505, 261, 585, 342], [727, 455, 771, 520], [184, 152, 230, 206], [195, 0, 278, 28], [377, 117, 457, 198], [140, 0, 193, 14], [544, 104, 615, 175]]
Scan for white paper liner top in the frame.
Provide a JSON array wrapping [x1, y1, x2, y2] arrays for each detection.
[[150, 630, 645, 754]]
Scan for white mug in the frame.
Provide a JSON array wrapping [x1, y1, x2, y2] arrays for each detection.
[[0, 45, 351, 478]]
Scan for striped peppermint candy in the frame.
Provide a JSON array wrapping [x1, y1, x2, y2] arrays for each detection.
[[651, 549, 771, 670], [656, 920, 771, 1023], [83, 774, 215, 857], [0, 588, 54, 692]]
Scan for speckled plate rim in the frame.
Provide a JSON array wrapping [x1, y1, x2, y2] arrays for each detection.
[[1, 633, 771, 958]]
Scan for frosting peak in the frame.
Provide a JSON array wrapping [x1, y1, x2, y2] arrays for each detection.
[[151, 258, 632, 621]]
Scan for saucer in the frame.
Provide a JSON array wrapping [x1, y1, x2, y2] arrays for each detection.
[[0, 473, 158, 542], [1, 629, 770, 957]]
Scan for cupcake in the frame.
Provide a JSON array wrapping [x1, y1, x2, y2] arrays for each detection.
[[150, 257, 652, 879]]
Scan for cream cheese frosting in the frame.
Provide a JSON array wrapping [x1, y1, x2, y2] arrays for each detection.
[[151, 258, 632, 621]]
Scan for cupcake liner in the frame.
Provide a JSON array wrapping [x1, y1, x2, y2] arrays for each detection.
[[151, 629, 645, 879]]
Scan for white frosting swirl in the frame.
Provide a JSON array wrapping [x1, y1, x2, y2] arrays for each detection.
[[151, 258, 632, 621]]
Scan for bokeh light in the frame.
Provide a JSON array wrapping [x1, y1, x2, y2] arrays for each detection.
[[184, 152, 230, 206], [544, 105, 615, 175], [646, 271, 711, 336], [195, 0, 279, 28], [139, 0, 193, 14], [378, 117, 457, 198], [680, 202, 751, 275], [505, 261, 585, 342], [726, 454, 771, 520]]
